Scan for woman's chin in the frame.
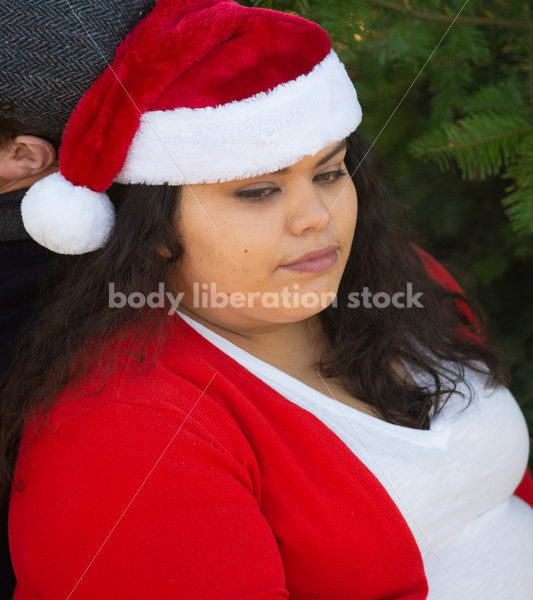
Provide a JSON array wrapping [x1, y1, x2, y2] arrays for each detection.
[[249, 302, 336, 324]]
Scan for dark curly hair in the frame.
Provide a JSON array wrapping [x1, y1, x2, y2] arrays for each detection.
[[0, 130, 510, 500]]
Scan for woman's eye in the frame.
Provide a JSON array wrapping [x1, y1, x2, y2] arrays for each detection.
[[234, 187, 277, 202], [234, 169, 348, 203], [314, 169, 348, 184]]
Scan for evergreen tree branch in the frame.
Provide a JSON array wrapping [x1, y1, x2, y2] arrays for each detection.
[[502, 139, 533, 234], [424, 128, 530, 153], [410, 114, 531, 179], [529, 40, 533, 106], [362, 0, 531, 31]]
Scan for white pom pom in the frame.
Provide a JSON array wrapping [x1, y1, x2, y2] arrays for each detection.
[[21, 172, 116, 255]]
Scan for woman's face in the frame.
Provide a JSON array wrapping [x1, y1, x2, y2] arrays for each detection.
[[170, 139, 357, 330]]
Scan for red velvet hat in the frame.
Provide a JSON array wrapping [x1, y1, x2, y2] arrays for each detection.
[[22, 0, 362, 254]]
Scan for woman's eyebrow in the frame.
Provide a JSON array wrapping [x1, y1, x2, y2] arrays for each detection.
[[272, 140, 348, 175]]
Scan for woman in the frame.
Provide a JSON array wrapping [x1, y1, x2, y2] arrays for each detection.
[[1, 1, 532, 598]]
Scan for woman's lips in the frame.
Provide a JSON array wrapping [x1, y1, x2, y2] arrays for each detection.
[[280, 247, 338, 272]]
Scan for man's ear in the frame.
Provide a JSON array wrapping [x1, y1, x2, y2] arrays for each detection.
[[0, 135, 57, 181]]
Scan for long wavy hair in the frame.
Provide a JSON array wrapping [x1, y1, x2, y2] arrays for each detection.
[[0, 130, 510, 500]]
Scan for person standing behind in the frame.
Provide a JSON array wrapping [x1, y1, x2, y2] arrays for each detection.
[[0, 113, 60, 597], [0, 117, 59, 374], [0, 2, 156, 593]]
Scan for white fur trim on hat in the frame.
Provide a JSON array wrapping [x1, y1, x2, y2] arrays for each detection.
[[115, 50, 362, 185], [21, 172, 116, 254]]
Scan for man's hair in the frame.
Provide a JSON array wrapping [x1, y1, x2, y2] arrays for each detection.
[[0, 114, 60, 151]]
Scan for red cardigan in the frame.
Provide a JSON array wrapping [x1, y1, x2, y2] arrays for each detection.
[[9, 250, 533, 599]]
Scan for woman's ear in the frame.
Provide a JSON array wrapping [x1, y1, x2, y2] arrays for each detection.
[[0, 135, 57, 181], [156, 244, 174, 259]]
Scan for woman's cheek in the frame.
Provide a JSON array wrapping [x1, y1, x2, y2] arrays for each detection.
[[335, 186, 357, 231]]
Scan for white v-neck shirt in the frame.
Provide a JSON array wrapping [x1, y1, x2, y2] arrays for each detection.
[[177, 311, 533, 599]]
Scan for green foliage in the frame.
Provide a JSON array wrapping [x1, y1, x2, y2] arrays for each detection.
[[411, 82, 533, 233], [241, 0, 533, 458], [502, 137, 533, 235], [410, 112, 530, 178]]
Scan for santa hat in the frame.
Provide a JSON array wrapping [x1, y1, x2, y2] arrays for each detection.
[[21, 0, 362, 255]]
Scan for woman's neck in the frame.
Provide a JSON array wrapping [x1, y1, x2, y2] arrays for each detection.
[[177, 305, 330, 373]]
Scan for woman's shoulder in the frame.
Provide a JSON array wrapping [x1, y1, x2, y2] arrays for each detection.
[[20, 317, 256, 467], [10, 320, 268, 598]]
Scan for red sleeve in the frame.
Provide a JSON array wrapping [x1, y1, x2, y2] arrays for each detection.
[[413, 245, 533, 509], [10, 403, 289, 599]]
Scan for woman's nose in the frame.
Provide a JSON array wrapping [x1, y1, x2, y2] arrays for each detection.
[[286, 183, 332, 236]]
